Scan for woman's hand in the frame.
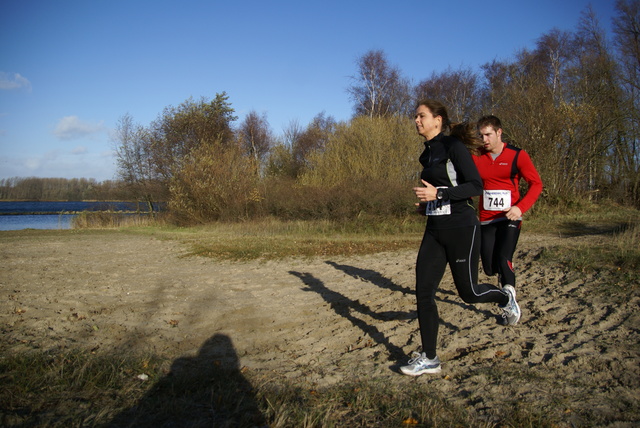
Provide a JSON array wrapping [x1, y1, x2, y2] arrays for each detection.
[[413, 179, 438, 202]]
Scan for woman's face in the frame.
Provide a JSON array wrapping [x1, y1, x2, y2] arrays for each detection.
[[415, 105, 441, 140]]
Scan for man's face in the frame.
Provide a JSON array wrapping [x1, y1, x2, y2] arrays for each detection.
[[479, 126, 503, 154]]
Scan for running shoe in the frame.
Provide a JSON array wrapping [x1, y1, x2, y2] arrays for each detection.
[[400, 352, 441, 376], [500, 285, 521, 325]]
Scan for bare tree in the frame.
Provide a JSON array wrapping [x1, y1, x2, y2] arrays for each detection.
[[414, 66, 482, 122], [265, 113, 337, 179], [283, 119, 304, 149], [347, 50, 411, 118], [480, 11, 626, 204], [613, 0, 640, 203], [614, 0, 640, 94], [237, 110, 273, 165], [292, 112, 336, 167], [265, 119, 304, 178], [113, 113, 163, 210], [571, 7, 622, 197]]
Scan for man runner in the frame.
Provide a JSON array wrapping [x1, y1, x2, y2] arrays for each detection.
[[474, 115, 543, 324]]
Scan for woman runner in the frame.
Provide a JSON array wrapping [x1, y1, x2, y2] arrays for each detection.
[[400, 101, 520, 376]]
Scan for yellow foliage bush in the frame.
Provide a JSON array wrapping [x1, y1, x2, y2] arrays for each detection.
[[169, 141, 259, 223], [301, 116, 422, 187]]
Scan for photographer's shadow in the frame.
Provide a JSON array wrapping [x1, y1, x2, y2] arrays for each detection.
[[107, 334, 266, 428]]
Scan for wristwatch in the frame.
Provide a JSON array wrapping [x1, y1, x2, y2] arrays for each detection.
[[436, 188, 445, 200]]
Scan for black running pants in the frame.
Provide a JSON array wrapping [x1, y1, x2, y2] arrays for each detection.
[[415, 225, 507, 359], [480, 220, 522, 287]]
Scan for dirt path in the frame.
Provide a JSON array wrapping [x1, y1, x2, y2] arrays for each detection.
[[1, 231, 638, 425]]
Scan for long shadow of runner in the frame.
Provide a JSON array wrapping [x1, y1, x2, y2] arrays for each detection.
[[324, 260, 414, 295], [107, 334, 266, 428], [289, 271, 408, 361], [325, 261, 498, 321]]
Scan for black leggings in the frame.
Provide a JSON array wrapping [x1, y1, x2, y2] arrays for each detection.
[[480, 220, 522, 287], [415, 225, 508, 359]]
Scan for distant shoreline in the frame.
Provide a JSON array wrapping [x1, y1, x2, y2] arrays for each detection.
[[0, 210, 154, 216]]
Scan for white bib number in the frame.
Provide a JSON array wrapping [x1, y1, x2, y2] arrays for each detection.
[[424, 199, 451, 216], [483, 190, 511, 211]]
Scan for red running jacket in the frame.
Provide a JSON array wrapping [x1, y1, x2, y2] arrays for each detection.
[[473, 143, 543, 223]]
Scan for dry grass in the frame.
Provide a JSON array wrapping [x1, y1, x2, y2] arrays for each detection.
[[108, 215, 426, 261], [0, 348, 554, 428], [71, 211, 169, 229], [528, 203, 640, 287]]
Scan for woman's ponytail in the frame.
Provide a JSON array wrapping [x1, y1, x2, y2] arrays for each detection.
[[450, 122, 483, 156]]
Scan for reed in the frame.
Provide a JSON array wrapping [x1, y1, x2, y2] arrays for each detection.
[[71, 211, 168, 229]]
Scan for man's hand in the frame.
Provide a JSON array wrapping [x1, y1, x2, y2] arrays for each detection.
[[504, 205, 522, 221]]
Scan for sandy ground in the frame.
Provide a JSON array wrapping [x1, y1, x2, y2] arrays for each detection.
[[1, 230, 639, 426]]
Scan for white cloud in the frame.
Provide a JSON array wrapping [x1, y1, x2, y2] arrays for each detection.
[[0, 151, 116, 181], [44, 150, 60, 161], [72, 146, 88, 155], [53, 116, 105, 141], [0, 72, 31, 91], [24, 157, 41, 171]]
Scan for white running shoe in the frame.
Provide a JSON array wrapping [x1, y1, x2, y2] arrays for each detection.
[[400, 352, 441, 376], [500, 285, 521, 325]]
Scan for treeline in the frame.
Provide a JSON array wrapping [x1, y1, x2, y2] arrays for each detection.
[[0, 177, 123, 201], [111, 2, 640, 224], [7, 3, 640, 223]]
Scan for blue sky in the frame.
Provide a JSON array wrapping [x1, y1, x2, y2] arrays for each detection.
[[0, 0, 617, 182]]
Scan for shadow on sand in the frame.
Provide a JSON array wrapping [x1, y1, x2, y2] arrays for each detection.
[[323, 260, 498, 324], [107, 333, 266, 428], [289, 268, 410, 361]]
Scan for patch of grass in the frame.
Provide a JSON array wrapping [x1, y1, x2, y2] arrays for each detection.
[[525, 201, 640, 235], [187, 237, 417, 260], [143, 216, 426, 261], [0, 349, 165, 427], [6, 203, 640, 281], [537, 221, 640, 290], [260, 379, 494, 427], [0, 348, 559, 428], [526, 202, 640, 287]]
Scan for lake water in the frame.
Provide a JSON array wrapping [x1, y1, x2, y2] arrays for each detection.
[[0, 214, 75, 231], [0, 201, 158, 231]]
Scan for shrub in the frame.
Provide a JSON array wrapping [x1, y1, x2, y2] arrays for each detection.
[[168, 141, 260, 223]]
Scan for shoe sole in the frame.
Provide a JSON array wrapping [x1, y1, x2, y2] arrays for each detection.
[[400, 366, 442, 376], [504, 285, 521, 325]]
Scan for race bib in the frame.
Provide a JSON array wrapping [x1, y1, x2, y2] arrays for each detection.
[[483, 190, 511, 211], [424, 189, 451, 216]]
